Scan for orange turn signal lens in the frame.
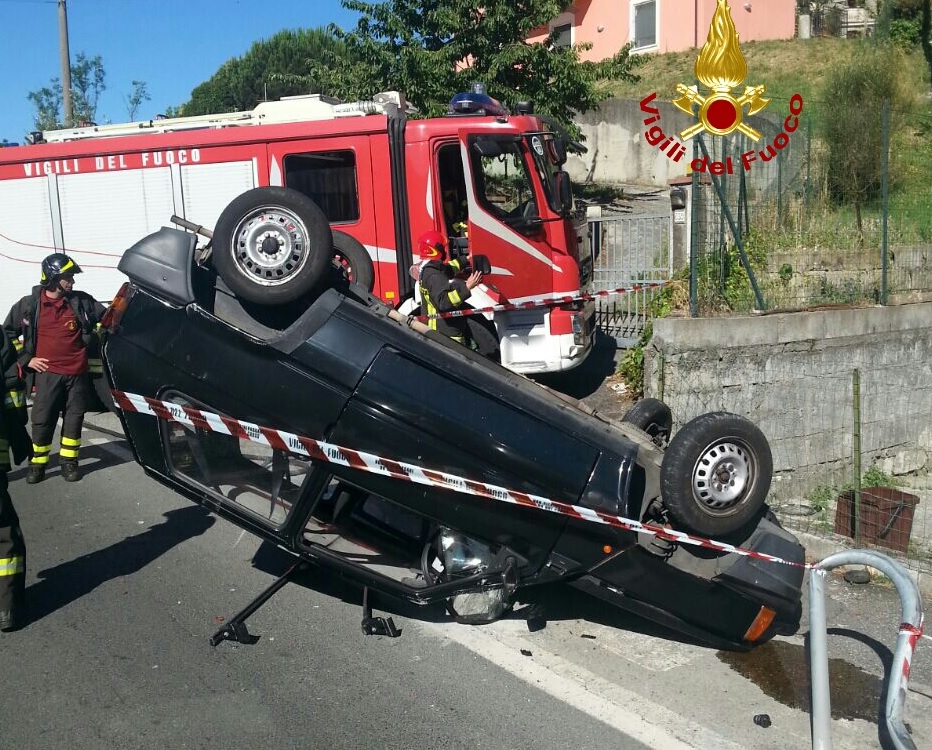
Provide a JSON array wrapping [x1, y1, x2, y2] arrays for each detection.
[[602, 545, 613, 555], [743, 606, 776, 643]]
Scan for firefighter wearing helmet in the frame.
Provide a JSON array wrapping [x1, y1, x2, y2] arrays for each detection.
[[416, 230, 483, 345], [3, 253, 106, 484]]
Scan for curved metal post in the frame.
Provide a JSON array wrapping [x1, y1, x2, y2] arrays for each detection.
[[810, 550, 924, 750]]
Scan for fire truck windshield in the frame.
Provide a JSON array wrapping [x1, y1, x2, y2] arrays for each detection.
[[470, 140, 540, 227]]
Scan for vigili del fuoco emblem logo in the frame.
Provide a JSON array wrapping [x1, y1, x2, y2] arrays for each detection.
[[639, 0, 804, 173], [672, 0, 770, 140]]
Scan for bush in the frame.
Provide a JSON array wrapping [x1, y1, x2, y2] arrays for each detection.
[[821, 42, 914, 230]]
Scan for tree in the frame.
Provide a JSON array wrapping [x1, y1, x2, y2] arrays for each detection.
[[27, 52, 107, 130], [124, 80, 151, 121], [295, 0, 640, 134], [181, 28, 348, 116], [71, 53, 106, 125], [27, 82, 63, 131], [821, 42, 913, 234]]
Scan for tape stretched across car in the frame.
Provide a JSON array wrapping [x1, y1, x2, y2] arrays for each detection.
[[100, 224, 805, 649]]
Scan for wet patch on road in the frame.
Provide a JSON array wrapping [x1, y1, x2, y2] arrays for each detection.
[[717, 640, 883, 723]]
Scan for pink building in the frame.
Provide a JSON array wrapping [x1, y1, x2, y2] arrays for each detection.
[[527, 0, 798, 60]]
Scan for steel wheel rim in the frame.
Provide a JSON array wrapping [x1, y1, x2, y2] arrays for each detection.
[[691, 439, 754, 514], [231, 208, 310, 287]]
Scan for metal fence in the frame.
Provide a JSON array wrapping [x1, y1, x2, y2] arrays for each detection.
[[589, 209, 673, 346], [630, 94, 932, 578], [686, 96, 932, 318]]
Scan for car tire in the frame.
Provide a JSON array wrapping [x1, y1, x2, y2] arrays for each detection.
[[212, 187, 333, 305], [659, 412, 772, 537], [622, 397, 672, 448], [331, 230, 375, 291]]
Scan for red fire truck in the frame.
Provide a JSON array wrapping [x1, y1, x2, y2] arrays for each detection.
[[0, 88, 595, 374]]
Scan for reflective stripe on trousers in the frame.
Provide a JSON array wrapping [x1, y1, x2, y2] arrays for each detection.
[[4, 391, 24, 410], [0, 556, 24, 577], [31, 444, 51, 465], [59, 436, 81, 460]]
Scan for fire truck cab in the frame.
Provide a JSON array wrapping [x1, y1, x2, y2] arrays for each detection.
[[0, 88, 594, 374]]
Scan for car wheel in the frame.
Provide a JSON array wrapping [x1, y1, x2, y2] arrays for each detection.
[[659, 412, 772, 537], [331, 230, 375, 291], [212, 187, 333, 305], [622, 397, 672, 448]]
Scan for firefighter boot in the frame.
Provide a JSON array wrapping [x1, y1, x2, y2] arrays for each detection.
[[0, 609, 21, 632], [26, 465, 45, 484], [60, 461, 81, 483]]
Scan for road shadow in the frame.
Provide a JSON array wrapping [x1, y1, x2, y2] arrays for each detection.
[[5, 441, 132, 484], [25, 505, 215, 624], [246, 541, 715, 648], [534, 329, 619, 400]]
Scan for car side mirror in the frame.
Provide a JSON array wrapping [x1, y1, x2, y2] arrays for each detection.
[[470, 254, 492, 275], [555, 170, 573, 214], [549, 139, 568, 166]]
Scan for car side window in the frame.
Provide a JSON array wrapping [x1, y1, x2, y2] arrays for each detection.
[[160, 393, 314, 528]]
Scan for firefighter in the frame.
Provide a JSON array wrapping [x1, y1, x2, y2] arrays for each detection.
[[3, 253, 105, 484], [416, 230, 483, 345], [0, 327, 29, 631]]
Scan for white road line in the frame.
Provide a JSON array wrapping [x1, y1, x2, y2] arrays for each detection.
[[419, 618, 743, 750], [83, 434, 134, 462]]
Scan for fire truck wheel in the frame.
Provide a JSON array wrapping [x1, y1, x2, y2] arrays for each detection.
[[659, 412, 771, 537], [213, 187, 333, 305], [331, 231, 375, 291]]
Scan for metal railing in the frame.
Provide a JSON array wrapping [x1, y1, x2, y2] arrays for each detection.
[[809, 550, 924, 750]]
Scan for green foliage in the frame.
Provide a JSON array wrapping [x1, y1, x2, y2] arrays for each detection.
[[28, 52, 107, 130], [124, 80, 151, 121], [811, 276, 879, 305], [182, 28, 349, 116], [616, 275, 688, 396], [808, 484, 834, 516], [695, 228, 768, 313], [299, 0, 641, 136], [821, 42, 914, 226], [862, 465, 898, 488], [805, 465, 899, 517]]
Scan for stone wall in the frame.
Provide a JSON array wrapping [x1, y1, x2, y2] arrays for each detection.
[[644, 302, 932, 502]]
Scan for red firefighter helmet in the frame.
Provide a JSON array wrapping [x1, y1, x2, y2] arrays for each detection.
[[417, 230, 447, 262]]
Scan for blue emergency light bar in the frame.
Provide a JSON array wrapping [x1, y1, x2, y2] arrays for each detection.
[[449, 86, 508, 117]]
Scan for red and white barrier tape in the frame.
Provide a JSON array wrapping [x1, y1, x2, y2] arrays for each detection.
[[421, 281, 671, 321], [113, 389, 809, 570]]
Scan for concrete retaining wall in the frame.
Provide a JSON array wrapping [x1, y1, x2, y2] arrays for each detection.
[[644, 303, 932, 502]]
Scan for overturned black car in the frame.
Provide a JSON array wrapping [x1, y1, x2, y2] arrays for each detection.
[[101, 220, 805, 650]]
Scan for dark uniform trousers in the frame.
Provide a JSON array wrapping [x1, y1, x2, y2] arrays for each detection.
[[30, 372, 91, 467], [0, 463, 26, 617]]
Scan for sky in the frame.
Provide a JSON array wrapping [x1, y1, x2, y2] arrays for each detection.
[[0, 0, 361, 142]]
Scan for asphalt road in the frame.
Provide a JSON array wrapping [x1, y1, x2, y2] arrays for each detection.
[[1, 411, 931, 750]]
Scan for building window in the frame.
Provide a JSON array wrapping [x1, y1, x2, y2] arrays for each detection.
[[633, 0, 658, 50], [552, 22, 573, 49]]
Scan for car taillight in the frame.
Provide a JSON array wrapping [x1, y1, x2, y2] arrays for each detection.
[[100, 282, 135, 333]]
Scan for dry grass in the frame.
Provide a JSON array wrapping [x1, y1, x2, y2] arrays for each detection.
[[611, 37, 929, 110]]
